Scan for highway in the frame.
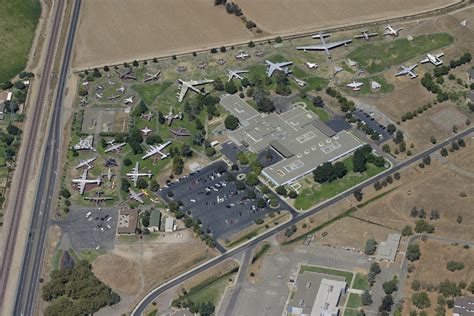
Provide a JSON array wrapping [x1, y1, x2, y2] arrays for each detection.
[[7, 0, 82, 315], [132, 127, 473, 315]]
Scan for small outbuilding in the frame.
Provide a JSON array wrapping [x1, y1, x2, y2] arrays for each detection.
[[148, 210, 161, 232], [375, 233, 401, 262]]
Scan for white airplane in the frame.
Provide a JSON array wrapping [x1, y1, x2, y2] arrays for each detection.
[[227, 69, 249, 82], [75, 157, 97, 169], [104, 140, 126, 153], [95, 93, 103, 99], [334, 66, 344, 76], [296, 32, 352, 59], [346, 81, 364, 91], [72, 169, 101, 195], [117, 86, 126, 93], [235, 50, 250, 60], [384, 24, 402, 37], [141, 111, 154, 121], [126, 162, 152, 187], [123, 96, 134, 105], [265, 60, 293, 77], [305, 62, 318, 69], [104, 168, 115, 181], [107, 94, 120, 101], [128, 188, 144, 204], [142, 140, 172, 160], [395, 64, 418, 79], [420, 53, 444, 66], [176, 79, 214, 103], [144, 71, 161, 82], [355, 30, 378, 40], [141, 126, 152, 135]]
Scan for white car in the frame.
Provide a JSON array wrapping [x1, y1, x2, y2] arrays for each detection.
[[86, 211, 92, 217], [107, 217, 112, 222]]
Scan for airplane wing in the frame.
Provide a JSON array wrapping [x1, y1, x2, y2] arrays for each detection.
[[436, 53, 444, 58], [297, 45, 327, 51], [324, 40, 352, 49], [420, 58, 429, 64], [177, 85, 188, 102], [266, 66, 275, 77], [354, 35, 365, 39], [78, 181, 86, 195], [277, 62, 293, 68], [395, 69, 408, 77]]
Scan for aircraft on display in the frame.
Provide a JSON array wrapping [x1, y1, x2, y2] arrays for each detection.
[[164, 107, 183, 125], [176, 79, 214, 102], [107, 94, 120, 101], [75, 157, 97, 169], [117, 86, 126, 93], [346, 81, 364, 91], [296, 32, 352, 58], [103, 157, 118, 167], [169, 127, 191, 137], [395, 64, 418, 79], [334, 66, 344, 76], [141, 126, 152, 135], [103, 168, 115, 182], [142, 140, 172, 160], [72, 169, 101, 195], [123, 96, 135, 105], [126, 162, 152, 187], [305, 62, 318, 69], [141, 111, 154, 121], [115, 69, 137, 80], [128, 188, 144, 204], [104, 140, 126, 153], [227, 69, 249, 82], [354, 30, 378, 40], [95, 93, 103, 99], [420, 53, 444, 66], [384, 24, 403, 37], [73, 135, 96, 152], [265, 60, 293, 77], [84, 192, 113, 205], [235, 50, 250, 60], [143, 71, 161, 82]]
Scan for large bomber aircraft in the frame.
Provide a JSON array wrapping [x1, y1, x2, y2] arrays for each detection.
[[104, 140, 126, 153], [128, 188, 144, 204], [115, 69, 137, 80], [72, 169, 101, 195], [265, 60, 293, 77], [75, 157, 96, 170], [395, 64, 418, 79], [227, 69, 249, 82], [177, 79, 214, 103], [354, 30, 378, 41], [384, 24, 403, 37], [420, 53, 444, 66], [143, 71, 161, 82], [126, 162, 152, 187], [296, 32, 352, 59], [142, 140, 172, 160]]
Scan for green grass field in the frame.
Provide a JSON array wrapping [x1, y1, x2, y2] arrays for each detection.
[[344, 309, 362, 316], [299, 265, 353, 285], [346, 293, 362, 309], [294, 156, 386, 210], [0, 0, 41, 82], [352, 273, 369, 290], [132, 82, 172, 105], [347, 33, 454, 74]]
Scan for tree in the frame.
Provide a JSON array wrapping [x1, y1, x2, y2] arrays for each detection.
[[123, 158, 132, 166], [136, 178, 148, 189], [361, 290, 373, 306], [387, 124, 396, 135], [370, 262, 381, 274], [248, 41, 255, 48], [133, 100, 148, 117], [401, 225, 413, 236], [406, 244, 421, 261], [365, 239, 377, 255], [205, 147, 216, 157], [379, 295, 394, 312], [225, 80, 238, 94], [411, 280, 421, 291], [446, 261, 464, 272], [456, 215, 463, 224], [7, 124, 21, 136], [60, 188, 71, 199], [412, 292, 431, 309], [255, 95, 275, 113], [276, 186, 287, 196], [172, 157, 184, 175], [354, 189, 363, 201], [383, 277, 398, 294], [150, 179, 160, 192], [467, 281, 474, 294], [256, 198, 266, 208], [439, 280, 461, 297], [275, 36, 283, 43], [246, 173, 259, 186], [224, 115, 240, 130], [93, 68, 101, 77], [353, 149, 367, 172], [333, 161, 348, 179], [415, 220, 434, 233]]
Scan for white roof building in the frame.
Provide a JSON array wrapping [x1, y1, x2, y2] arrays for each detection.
[[311, 278, 347, 316], [165, 217, 175, 232], [375, 233, 401, 262]]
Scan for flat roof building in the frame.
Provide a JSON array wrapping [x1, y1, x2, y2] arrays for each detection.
[[165, 217, 175, 232], [117, 208, 138, 235], [148, 210, 161, 232], [375, 233, 401, 262], [454, 296, 474, 316]]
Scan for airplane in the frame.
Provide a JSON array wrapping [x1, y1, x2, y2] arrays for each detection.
[[96, 85, 104, 90], [334, 66, 344, 76], [126, 162, 152, 186], [79, 98, 88, 106], [73, 135, 96, 151], [235, 50, 250, 60], [169, 127, 191, 137], [107, 94, 120, 101], [144, 71, 161, 82], [296, 32, 352, 59], [227, 69, 249, 82], [75, 156, 97, 169], [176, 79, 214, 103], [165, 107, 183, 125], [123, 96, 134, 105], [346, 81, 364, 91], [420, 53, 444, 66], [84, 192, 113, 205], [265, 60, 293, 77], [95, 93, 103, 99], [103, 157, 118, 167], [117, 86, 126, 93], [384, 24, 402, 37], [141, 126, 152, 135], [305, 62, 318, 69], [142, 140, 172, 160], [104, 140, 126, 153], [355, 30, 378, 40], [115, 69, 137, 80], [72, 169, 101, 195], [128, 188, 144, 204], [395, 64, 418, 79], [102, 168, 115, 181], [141, 111, 154, 121]]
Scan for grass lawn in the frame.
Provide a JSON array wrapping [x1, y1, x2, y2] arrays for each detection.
[[294, 156, 386, 210], [347, 33, 454, 74], [344, 309, 362, 316], [302, 76, 329, 92], [352, 273, 369, 290], [0, 0, 41, 82], [132, 82, 172, 105], [80, 249, 105, 263], [52, 248, 63, 270], [346, 293, 362, 309], [299, 265, 353, 285]]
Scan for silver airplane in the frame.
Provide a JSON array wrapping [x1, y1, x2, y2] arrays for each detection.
[[143, 71, 161, 82], [126, 162, 152, 186], [75, 156, 97, 169], [420, 53, 444, 66], [115, 69, 137, 80], [346, 81, 364, 91], [123, 96, 135, 105], [384, 24, 402, 37], [141, 126, 152, 135], [108, 94, 120, 101], [176, 79, 214, 103], [395, 64, 418, 79], [72, 169, 101, 195], [142, 140, 172, 160], [227, 69, 249, 82], [265, 60, 293, 77], [128, 188, 144, 204], [141, 111, 154, 121], [296, 32, 352, 59], [117, 86, 126, 93], [104, 140, 126, 153], [355, 30, 378, 40], [235, 50, 250, 60], [103, 168, 115, 182]]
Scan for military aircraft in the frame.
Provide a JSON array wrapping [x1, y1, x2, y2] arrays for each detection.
[[117, 86, 126, 93], [73, 135, 96, 152], [115, 69, 137, 80], [84, 192, 113, 205], [346, 81, 364, 91], [142, 140, 172, 160], [123, 96, 135, 105], [235, 50, 250, 60], [296, 32, 352, 58], [104, 140, 126, 153], [420, 53, 444, 66], [176, 79, 214, 102], [75, 157, 97, 169], [141, 126, 152, 135], [384, 24, 402, 37], [355, 30, 378, 40], [103, 157, 118, 167], [72, 169, 101, 195], [102, 168, 115, 181], [141, 111, 154, 121], [305, 62, 318, 69], [165, 107, 183, 125], [395, 64, 418, 79], [169, 127, 191, 137], [107, 94, 120, 101], [227, 69, 249, 82], [126, 162, 152, 186], [144, 71, 161, 82], [128, 188, 144, 204], [265, 60, 293, 77]]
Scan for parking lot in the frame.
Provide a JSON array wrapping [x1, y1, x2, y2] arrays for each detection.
[[353, 109, 391, 144], [159, 161, 283, 240], [55, 207, 118, 250]]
